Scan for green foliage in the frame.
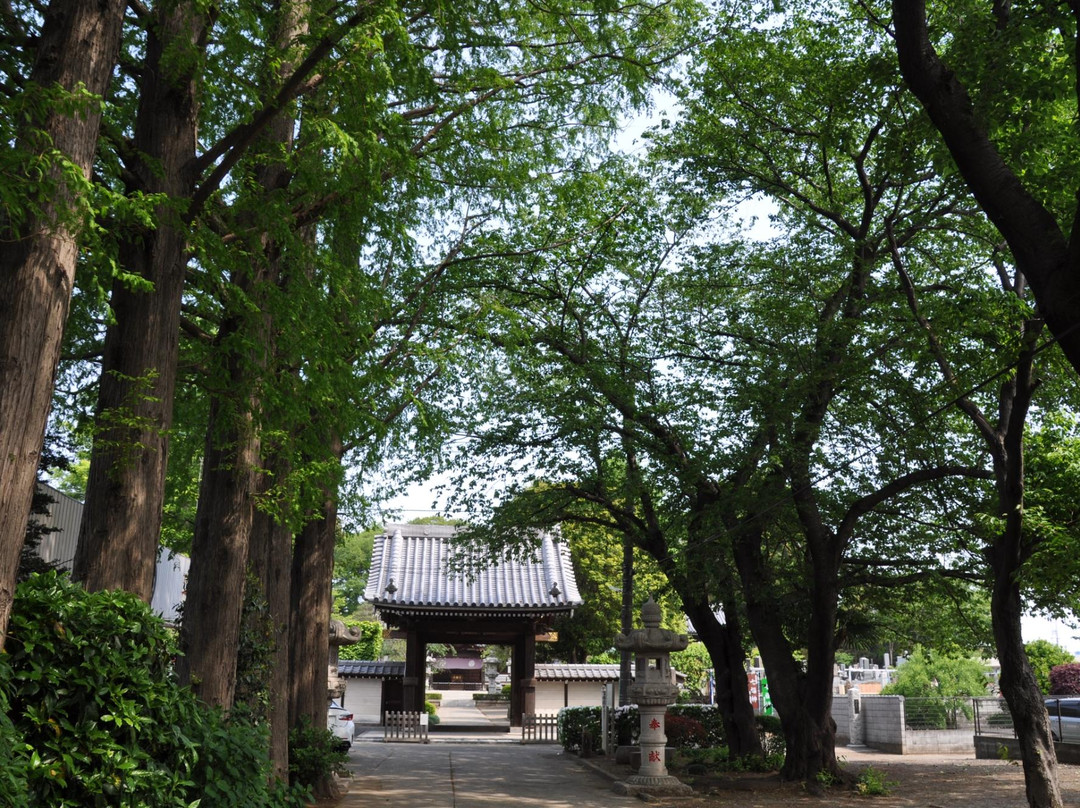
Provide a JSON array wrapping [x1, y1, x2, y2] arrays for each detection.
[[333, 528, 376, 615], [671, 642, 712, 698], [883, 646, 990, 700], [675, 745, 784, 773], [557, 707, 605, 754], [1025, 640, 1073, 694], [883, 646, 989, 728], [287, 719, 347, 790], [336, 619, 383, 661], [855, 766, 898, 797], [5, 572, 304, 808], [0, 656, 29, 808]]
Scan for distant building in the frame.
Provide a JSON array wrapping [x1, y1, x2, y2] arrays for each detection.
[[29, 482, 189, 625]]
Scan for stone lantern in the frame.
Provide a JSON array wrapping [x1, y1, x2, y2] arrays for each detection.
[[612, 597, 693, 797], [484, 655, 501, 694], [328, 619, 363, 703]]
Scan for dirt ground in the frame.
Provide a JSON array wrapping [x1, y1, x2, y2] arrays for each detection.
[[588, 748, 1080, 807]]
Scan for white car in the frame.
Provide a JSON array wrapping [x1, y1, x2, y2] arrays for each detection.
[[327, 700, 355, 750]]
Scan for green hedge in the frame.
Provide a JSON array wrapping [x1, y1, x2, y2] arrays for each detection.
[[558, 704, 731, 754], [2, 572, 308, 808]]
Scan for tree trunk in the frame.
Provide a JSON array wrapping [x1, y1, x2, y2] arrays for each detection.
[[733, 526, 840, 784], [682, 597, 762, 757], [73, 1, 208, 599], [175, 394, 259, 708], [619, 531, 633, 706], [288, 439, 341, 800], [250, 456, 294, 782], [985, 326, 1062, 808], [993, 566, 1062, 808], [0, 0, 125, 648]]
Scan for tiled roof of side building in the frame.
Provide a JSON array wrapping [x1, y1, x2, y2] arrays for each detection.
[[534, 663, 622, 682], [362, 524, 582, 613], [338, 660, 406, 678]]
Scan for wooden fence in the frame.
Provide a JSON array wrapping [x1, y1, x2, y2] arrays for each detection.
[[384, 711, 429, 743], [521, 713, 560, 744]]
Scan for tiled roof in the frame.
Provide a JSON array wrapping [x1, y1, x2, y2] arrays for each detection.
[[363, 524, 581, 616], [534, 662, 685, 684], [534, 663, 621, 682], [338, 660, 406, 678]]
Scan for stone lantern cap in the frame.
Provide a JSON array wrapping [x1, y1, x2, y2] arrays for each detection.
[[613, 596, 689, 654]]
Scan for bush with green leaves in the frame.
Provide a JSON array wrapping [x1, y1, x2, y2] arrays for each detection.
[[0, 655, 29, 808], [558, 706, 605, 754], [287, 719, 347, 790], [336, 619, 383, 661], [1025, 640, 1073, 694], [3, 571, 306, 808]]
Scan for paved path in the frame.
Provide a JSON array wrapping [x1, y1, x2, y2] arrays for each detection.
[[337, 743, 636, 807]]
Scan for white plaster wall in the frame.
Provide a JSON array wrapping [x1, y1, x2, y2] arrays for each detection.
[[567, 682, 606, 707], [535, 682, 566, 714], [346, 679, 384, 724]]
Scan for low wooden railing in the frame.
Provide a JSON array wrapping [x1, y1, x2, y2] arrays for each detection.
[[384, 711, 429, 743], [521, 713, 559, 744]]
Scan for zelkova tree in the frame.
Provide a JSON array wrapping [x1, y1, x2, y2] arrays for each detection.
[[886, 5, 1080, 805], [650, 6, 1005, 782], [0, 0, 126, 648], [446, 162, 763, 758], [449, 9, 1014, 787]]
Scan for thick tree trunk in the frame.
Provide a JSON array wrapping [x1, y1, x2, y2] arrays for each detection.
[[683, 597, 761, 757], [733, 528, 840, 785], [73, 1, 207, 599], [0, 0, 125, 648], [986, 332, 1062, 808], [288, 446, 340, 801], [250, 457, 294, 782], [993, 568, 1062, 808], [175, 395, 259, 708]]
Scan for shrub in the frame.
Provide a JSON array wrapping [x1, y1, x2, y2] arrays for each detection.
[[6, 572, 306, 808], [1026, 640, 1073, 694], [0, 655, 29, 808], [558, 707, 604, 754], [1050, 663, 1080, 695], [665, 715, 707, 748], [288, 718, 347, 790], [668, 705, 726, 748]]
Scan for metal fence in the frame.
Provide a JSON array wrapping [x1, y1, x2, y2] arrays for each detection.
[[903, 697, 977, 731], [973, 698, 1015, 737]]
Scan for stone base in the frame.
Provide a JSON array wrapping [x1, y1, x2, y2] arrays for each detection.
[[613, 776, 694, 797]]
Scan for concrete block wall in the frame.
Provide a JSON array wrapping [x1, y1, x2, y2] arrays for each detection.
[[859, 695, 904, 753]]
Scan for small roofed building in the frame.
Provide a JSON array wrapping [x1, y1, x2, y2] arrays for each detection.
[[534, 663, 621, 713], [339, 660, 406, 724], [363, 523, 581, 726]]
